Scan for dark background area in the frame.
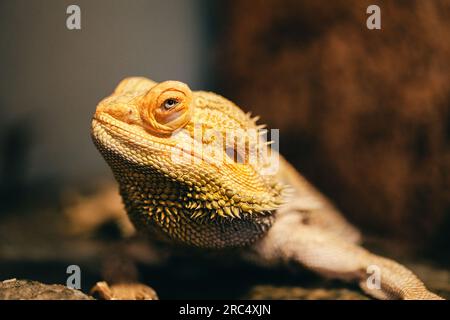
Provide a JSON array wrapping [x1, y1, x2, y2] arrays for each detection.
[[0, 0, 449, 298]]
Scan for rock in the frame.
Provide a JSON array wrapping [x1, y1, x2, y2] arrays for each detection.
[[91, 281, 158, 300], [0, 279, 92, 300]]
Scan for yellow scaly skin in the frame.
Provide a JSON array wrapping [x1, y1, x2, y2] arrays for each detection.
[[91, 77, 443, 300]]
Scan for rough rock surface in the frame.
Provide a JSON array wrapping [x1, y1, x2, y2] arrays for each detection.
[[0, 279, 92, 300]]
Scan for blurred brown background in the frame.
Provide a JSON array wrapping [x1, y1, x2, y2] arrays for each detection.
[[0, 0, 449, 296]]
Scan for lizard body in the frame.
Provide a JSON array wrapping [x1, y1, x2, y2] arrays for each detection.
[[91, 77, 442, 300]]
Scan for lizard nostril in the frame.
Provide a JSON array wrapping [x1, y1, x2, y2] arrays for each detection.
[[95, 102, 139, 125]]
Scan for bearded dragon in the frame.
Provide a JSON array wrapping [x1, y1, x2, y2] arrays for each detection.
[[91, 77, 442, 300]]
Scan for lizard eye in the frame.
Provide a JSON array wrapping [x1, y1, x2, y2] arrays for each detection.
[[139, 81, 193, 134], [163, 98, 179, 110]]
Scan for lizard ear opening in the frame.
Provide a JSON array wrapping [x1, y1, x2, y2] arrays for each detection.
[[139, 80, 193, 135]]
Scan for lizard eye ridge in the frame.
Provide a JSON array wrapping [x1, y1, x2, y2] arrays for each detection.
[[139, 80, 193, 134]]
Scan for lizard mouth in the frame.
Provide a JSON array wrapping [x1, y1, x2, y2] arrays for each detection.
[[92, 114, 175, 148], [92, 113, 222, 169], [91, 114, 193, 162]]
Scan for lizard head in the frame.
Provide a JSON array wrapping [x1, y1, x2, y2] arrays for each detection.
[[92, 77, 285, 227]]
